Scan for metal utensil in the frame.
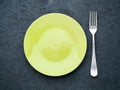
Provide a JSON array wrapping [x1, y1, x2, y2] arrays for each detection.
[[89, 11, 98, 77]]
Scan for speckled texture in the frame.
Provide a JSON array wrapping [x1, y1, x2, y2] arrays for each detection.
[[0, 0, 120, 90]]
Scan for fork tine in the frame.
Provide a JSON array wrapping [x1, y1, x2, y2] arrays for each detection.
[[89, 11, 97, 26], [91, 11, 94, 26], [96, 11, 97, 26], [94, 11, 97, 26], [89, 11, 93, 26], [92, 11, 94, 26], [89, 11, 91, 26], [93, 11, 95, 26]]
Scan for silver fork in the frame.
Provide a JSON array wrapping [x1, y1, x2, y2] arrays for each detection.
[[89, 11, 98, 77]]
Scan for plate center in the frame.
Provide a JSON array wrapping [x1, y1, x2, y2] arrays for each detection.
[[39, 27, 74, 61]]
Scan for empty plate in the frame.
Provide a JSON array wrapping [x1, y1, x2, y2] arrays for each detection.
[[24, 13, 87, 76]]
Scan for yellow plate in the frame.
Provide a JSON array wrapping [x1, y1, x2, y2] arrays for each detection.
[[24, 13, 87, 76]]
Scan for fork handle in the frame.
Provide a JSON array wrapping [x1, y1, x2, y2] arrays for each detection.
[[90, 34, 98, 77]]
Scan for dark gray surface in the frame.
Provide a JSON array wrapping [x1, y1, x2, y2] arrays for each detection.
[[0, 0, 120, 90]]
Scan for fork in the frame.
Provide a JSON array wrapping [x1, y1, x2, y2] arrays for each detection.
[[89, 11, 98, 77]]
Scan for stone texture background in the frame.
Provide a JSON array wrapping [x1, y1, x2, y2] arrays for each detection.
[[0, 0, 120, 90]]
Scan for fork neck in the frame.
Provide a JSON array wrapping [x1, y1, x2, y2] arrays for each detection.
[[92, 33, 96, 36], [92, 34, 95, 40]]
